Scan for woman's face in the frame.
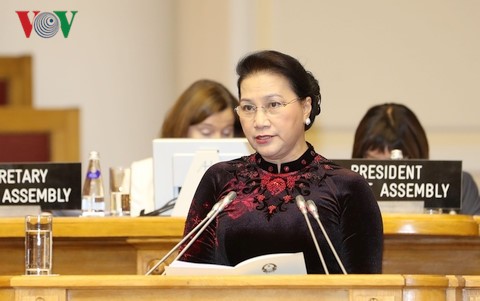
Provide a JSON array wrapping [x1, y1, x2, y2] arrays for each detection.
[[187, 108, 235, 138], [238, 71, 311, 165], [364, 148, 391, 159]]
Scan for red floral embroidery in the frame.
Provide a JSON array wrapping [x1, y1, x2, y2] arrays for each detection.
[[229, 149, 328, 220], [228, 196, 257, 219], [266, 178, 287, 195], [286, 176, 297, 189], [261, 175, 271, 187], [283, 195, 293, 203]]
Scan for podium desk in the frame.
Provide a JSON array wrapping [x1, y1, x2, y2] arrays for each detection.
[[474, 215, 480, 232], [6, 274, 450, 301], [0, 214, 479, 276], [382, 214, 480, 275], [462, 275, 480, 300], [0, 276, 14, 300], [0, 216, 185, 275]]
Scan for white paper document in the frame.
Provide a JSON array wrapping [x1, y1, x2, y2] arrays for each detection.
[[165, 252, 306, 276]]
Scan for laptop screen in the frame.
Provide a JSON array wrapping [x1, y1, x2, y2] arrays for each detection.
[[152, 138, 253, 216]]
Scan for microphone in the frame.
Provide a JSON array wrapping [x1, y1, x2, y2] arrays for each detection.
[[145, 191, 237, 275], [295, 195, 329, 274], [306, 199, 347, 275], [170, 191, 236, 263]]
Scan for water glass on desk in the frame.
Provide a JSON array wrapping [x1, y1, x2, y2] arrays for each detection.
[[25, 213, 53, 275], [109, 167, 131, 216]]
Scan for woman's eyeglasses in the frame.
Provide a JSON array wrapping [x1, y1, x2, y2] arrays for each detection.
[[235, 97, 302, 118]]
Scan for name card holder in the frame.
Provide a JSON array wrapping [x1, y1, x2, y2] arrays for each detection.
[[0, 162, 81, 216], [333, 159, 462, 213]]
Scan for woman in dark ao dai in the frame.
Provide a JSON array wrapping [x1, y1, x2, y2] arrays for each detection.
[[179, 50, 383, 274]]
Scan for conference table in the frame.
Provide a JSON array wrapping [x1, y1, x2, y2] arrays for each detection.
[[0, 214, 479, 276]]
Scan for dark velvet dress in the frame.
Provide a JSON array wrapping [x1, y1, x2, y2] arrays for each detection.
[[179, 144, 383, 274]]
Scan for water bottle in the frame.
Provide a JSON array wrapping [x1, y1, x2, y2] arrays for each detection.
[[81, 151, 105, 216], [390, 149, 404, 160]]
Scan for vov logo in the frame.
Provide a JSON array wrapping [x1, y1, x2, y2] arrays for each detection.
[[16, 11, 78, 38]]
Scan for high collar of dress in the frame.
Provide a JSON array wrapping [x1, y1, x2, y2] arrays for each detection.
[[254, 143, 316, 174]]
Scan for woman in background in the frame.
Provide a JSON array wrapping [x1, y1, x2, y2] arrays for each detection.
[[161, 79, 242, 138], [178, 50, 383, 274], [352, 102, 480, 215], [129, 79, 243, 216]]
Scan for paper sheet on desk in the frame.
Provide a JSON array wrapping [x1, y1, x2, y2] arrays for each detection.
[[165, 252, 306, 275]]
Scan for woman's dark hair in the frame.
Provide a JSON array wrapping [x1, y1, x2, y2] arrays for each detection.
[[352, 103, 429, 159], [236, 50, 321, 130]]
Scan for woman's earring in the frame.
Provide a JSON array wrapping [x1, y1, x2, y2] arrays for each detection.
[[305, 118, 311, 126]]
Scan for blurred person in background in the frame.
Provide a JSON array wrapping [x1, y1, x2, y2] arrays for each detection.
[[160, 79, 242, 138], [130, 79, 243, 216], [352, 102, 480, 215]]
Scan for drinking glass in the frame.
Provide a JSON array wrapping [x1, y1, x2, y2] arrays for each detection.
[[25, 213, 53, 275], [109, 167, 131, 216]]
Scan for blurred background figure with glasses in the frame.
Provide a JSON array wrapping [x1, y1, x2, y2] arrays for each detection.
[[129, 79, 243, 216]]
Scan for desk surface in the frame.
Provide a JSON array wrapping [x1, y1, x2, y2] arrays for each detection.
[[0, 214, 478, 238], [2, 274, 480, 301], [382, 213, 479, 236], [0, 274, 454, 301], [8, 274, 407, 287]]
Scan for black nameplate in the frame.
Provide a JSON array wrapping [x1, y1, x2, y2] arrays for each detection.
[[0, 163, 82, 210], [332, 159, 462, 210]]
